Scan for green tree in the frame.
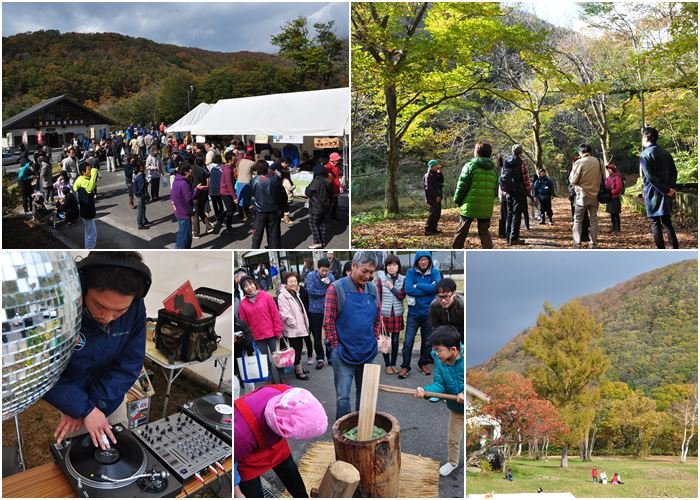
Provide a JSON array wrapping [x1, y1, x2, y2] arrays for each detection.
[[352, 2, 516, 215], [156, 72, 196, 124], [608, 390, 666, 457], [524, 301, 609, 467], [271, 17, 345, 90]]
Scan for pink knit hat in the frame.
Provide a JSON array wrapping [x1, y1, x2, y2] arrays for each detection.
[[264, 388, 328, 439], [329, 152, 342, 162]]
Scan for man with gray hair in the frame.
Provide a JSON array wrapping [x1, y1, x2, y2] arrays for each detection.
[[323, 251, 381, 420], [569, 143, 602, 248]]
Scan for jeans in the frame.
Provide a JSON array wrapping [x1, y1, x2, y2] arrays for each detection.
[[252, 211, 281, 249], [239, 455, 308, 498], [308, 312, 325, 360], [331, 349, 366, 421], [135, 195, 146, 226], [175, 218, 192, 249], [83, 218, 97, 249], [649, 214, 679, 249], [401, 314, 433, 370], [452, 216, 492, 249], [382, 332, 400, 367], [573, 196, 599, 247], [505, 193, 526, 242]]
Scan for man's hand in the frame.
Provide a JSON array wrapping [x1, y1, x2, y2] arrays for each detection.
[[54, 415, 84, 443], [457, 392, 465, 404], [84, 408, 117, 450], [667, 188, 677, 197], [415, 387, 425, 398]]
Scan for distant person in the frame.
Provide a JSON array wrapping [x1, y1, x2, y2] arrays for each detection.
[[452, 141, 498, 249], [73, 162, 99, 249], [604, 164, 624, 233], [500, 144, 530, 246], [423, 159, 444, 235], [132, 162, 149, 230], [533, 168, 555, 224], [171, 163, 203, 249], [305, 163, 333, 249], [61, 148, 80, 183], [305, 258, 335, 369], [600, 470, 608, 485], [38, 150, 54, 202], [325, 152, 343, 220], [145, 146, 164, 201], [611, 472, 623, 485], [251, 160, 284, 249], [414, 326, 464, 477], [640, 127, 679, 248], [592, 465, 599, 484], [506, 469, 513, 481], [326, 251, 342, 280], [17, 160, 36, 216], [569, 143, 602, 248]]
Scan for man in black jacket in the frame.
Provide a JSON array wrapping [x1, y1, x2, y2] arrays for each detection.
[[305, 163, 333, 249], [251, 162, 285, 249], [501, 144, 529, 246]]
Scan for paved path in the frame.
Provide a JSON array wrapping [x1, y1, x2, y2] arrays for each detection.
[[6, 165, 349, 250]]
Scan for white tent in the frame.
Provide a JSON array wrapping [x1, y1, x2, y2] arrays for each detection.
[[166, 102, 213, 134], [190, 88, 349, 137]]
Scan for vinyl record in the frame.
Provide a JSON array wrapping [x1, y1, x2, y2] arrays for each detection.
[[67, 431, 146, 485], [191, 392, 232, 430]]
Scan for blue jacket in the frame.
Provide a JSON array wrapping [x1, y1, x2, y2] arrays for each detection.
[[640, 144, 677, 217], [405, 251, 441, 317], [209, 164, 222, 196], [43, 299, 146, 418], [423, 344, 464, 413], [305, 270, 335, 314]]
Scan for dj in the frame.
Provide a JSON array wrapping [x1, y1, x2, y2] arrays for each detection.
[[43, 252, 152, 451]]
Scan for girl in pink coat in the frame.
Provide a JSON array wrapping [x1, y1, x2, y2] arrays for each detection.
[[239, 275, 283, 383]]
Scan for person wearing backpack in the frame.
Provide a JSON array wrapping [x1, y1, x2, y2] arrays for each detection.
[[423, 159, 444, 235], [533, 168, 556, 224], [451, 141, 498, 249], [17, 160, 37, 215], [569, 143, 602, 248], [604, 164, 624, 233], [305, 163, 333, 249], [73, 161, 99, 248], [500, 144, 530, 245], [323, 252, 381, 421]]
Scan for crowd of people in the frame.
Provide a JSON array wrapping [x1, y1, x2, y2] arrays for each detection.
[[425, 127, 680, 249], [13, 123, 344, 249], [233, 251, 465, 497], [591, 466, 625, 485]]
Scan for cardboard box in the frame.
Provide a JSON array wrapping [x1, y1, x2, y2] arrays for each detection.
[[125, 367, 156, 429]]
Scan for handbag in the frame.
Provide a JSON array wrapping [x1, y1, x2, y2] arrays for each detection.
[[236, 342, 269, 383], [377, 321, 391, 354], [271, 337, 295, 369], [160, 174, 168, 188], [597, 160, 612, 204]]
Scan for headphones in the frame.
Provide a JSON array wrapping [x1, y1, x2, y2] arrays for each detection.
[[76, 252, 152, 298]]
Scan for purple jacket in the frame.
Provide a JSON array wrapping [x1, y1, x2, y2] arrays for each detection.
[[234, 384, 292, 462], [171, 174, 198, 219]]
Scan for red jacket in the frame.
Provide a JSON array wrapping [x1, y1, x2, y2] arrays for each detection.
[[605, 171, 623, 198], [326, 161, 341, 195], [239, 291, 283, 341]]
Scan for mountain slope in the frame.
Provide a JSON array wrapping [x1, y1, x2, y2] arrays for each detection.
[[475, 260, 698, 393]]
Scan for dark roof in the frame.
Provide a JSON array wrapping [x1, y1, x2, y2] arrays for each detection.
[[2, 95, 115, 129]]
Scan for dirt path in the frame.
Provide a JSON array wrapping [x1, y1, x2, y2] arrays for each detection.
[[352, 197, 698, 249]]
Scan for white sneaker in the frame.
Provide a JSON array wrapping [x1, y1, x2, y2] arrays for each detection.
[[439, 462, 458, 477]]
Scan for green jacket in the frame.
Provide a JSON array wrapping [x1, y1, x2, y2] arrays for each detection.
[[453, 156, 498, 219]]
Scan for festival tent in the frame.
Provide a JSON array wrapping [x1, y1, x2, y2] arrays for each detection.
[[189, 88, 349, 137], [166, 102, 213, 133]]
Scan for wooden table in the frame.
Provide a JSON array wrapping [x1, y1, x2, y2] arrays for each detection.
[[145, 339, 231, 418], [2, 456, 232, 497]]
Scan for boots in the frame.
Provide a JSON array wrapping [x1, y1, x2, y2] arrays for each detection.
[[129, 193, 135, 209]]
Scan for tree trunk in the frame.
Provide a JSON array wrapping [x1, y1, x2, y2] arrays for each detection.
[[531, 111, 543, 171], [561, 444, 569, 468], [383, 83, 400, 215]]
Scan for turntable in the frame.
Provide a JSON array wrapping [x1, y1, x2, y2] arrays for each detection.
[[180, 392, 232, 444], [50, 423, 182, 497]]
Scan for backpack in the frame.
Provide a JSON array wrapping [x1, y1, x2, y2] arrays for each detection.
[[334, 277, 379, 316], [499, 156, 523, 195]]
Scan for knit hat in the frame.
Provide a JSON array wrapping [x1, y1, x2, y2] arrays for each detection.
[[329, 152, 342, 162], [239, 275, 257, 291], [427, 159, 440, 169], [512, 144, 523, 155], [264, 388, 328, 439]]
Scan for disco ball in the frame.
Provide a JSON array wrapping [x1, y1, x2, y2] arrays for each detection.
[[1, 251, 82, 421]]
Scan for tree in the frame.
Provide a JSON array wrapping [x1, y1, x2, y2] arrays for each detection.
[[481, 372, 567, 474], [662, 384, 699, 463], [524, 301, 609, 467], [271, 17, 345, 90], [156, 72, 196, 124], [352, 2, 514, 215], [608, 390, 666, 457]]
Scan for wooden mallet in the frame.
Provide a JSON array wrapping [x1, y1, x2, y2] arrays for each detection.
[[357, 364, 381, 441]]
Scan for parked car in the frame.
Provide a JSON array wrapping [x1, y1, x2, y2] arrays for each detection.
[[2, 152, 21, 166]]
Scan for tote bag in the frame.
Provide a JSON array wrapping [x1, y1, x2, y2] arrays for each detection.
[[237, 342, 269, 383], [271, 337, 295, 369]]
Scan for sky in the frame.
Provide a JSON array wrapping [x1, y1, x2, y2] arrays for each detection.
[[508, 0, 586, 31], [1, 2, 349, 53], [467, 251, 697, 368]]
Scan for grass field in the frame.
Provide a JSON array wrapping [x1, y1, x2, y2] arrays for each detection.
[[466, 456, 698, 498]]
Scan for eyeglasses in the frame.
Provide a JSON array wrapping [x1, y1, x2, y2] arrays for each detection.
[[437, 293, 453, 301]]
